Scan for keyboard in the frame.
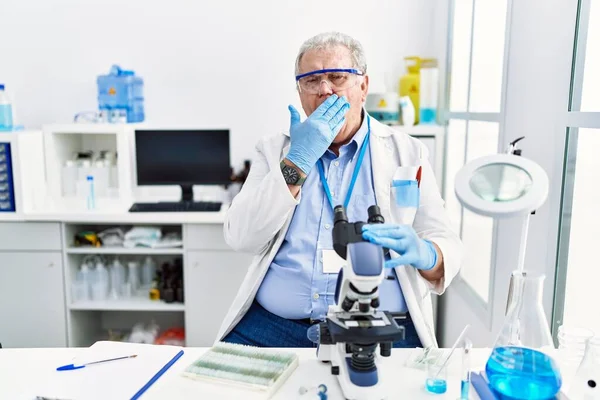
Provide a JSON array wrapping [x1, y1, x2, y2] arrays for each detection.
[[128, 201, 222, 213]]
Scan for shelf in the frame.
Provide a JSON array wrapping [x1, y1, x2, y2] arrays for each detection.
[[43, 123, 137, 135], [66, 246, 184, 255], [69, 298, 185, 311]]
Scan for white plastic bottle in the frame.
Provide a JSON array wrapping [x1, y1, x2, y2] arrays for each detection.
[[141, 256, 156, 287], [92, 259, 109, 301], [128, 261, 140, 293], [72, 261, 91, 302], [0, 84, 13, 131], [109, 257, 126, 299], [77, 159, 92, 197], [61, 160, 78, 197], [400, 96, 416, 126]]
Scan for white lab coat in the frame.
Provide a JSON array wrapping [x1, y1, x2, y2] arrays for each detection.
[[218, 117, 463, 348]]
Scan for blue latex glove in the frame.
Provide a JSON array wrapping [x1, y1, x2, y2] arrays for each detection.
[[362, 224, 438, 270], [286, 94, 350, 174]]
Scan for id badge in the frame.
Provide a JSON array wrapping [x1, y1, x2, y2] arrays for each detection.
[[322, 249, 346, 274]]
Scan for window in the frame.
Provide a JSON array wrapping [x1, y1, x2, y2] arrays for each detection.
[[449, 0, 473, 112], [554, 0, 600, 338], [579, 1, 600, 111], [560, 128, 600, 336], [469, 1, 508, 112], [444, 0, 509, 304]]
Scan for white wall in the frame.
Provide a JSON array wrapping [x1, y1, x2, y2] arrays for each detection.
[[0, 0, 435, 167]]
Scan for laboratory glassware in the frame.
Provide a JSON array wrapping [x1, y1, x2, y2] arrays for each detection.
[[0, 84, 13, 131], [425, 363, 447, 394], [569, 336, 600, 399], [558, 325, 595, 381], [485, 271, 562, 399]]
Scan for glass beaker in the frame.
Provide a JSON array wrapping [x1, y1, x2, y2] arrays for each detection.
[[485, 271, 562, 399], [568, 336, 600, 399]]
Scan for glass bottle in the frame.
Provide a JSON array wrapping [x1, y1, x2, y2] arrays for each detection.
[[485, 271, 562, 399], [568, 336, 600, 399]]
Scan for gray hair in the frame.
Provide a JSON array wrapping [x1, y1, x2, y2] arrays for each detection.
[[294, 32, 367, 76]]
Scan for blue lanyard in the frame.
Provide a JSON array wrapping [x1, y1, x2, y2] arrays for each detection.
[[317, 116, 371, 210]]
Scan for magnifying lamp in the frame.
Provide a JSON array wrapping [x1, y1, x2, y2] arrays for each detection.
[[454, 137, 549, 273]]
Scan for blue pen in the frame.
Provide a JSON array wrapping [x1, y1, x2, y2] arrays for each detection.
[[57, 354, 137, 371]]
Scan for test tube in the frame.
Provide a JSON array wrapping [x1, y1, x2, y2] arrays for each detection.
[[460, 339, 472, 400]]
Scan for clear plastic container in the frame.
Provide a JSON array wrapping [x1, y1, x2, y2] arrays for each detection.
[[97, 65, 144, 123], [0, 84, 13, 131], [61, 160, 78, 196]]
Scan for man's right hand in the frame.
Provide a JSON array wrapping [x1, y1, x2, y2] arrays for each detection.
[[285, 94, 350, 175]]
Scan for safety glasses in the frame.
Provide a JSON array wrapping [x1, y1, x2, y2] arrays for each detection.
[[295, 68, 364, 94]]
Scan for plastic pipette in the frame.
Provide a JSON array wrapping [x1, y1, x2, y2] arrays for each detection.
[[431, 324, 471, 379]]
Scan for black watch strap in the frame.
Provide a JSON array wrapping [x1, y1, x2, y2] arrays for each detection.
[[280, 160, 306, 186]]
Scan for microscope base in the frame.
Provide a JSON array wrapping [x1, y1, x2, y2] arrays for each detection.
[[319, 342, 386, 400]]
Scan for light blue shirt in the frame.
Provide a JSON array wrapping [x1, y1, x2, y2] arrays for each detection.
[[256, 114, 407, 320]]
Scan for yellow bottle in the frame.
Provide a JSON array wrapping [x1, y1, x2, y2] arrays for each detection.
[[399, 56, 422, 124]]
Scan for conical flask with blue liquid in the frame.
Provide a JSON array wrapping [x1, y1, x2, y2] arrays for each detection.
[[485, 271, 562, 399]]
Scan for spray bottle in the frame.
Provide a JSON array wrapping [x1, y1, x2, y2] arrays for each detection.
[[399, 57, 422, 124]]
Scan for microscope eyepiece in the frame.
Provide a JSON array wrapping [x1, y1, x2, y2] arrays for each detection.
[[334, 205, 348, 225], [367, 205, 384, 224]]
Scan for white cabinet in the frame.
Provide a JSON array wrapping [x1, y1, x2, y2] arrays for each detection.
[[0, 252, 67, 348], [185, 250, 252, 347]]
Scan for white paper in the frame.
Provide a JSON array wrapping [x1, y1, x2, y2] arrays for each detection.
[[28, 341, 183, 400], [322, 249, 346, 274]]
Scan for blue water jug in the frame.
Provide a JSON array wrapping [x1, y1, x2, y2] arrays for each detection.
[[97, 65, 144, 123]]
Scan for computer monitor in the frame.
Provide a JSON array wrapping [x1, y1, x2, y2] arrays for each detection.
[[135, 129, 231, 202]]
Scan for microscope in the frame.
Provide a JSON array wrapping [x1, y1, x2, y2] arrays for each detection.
[[316, 205, 407, 400]]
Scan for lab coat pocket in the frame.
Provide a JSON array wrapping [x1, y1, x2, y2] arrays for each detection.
[[390, 179, 419, 226]]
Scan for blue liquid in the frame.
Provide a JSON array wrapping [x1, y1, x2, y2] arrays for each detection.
[[425, 378, 447, 394], [461, 379, 470, 399], [0, 104, 13, 130], [419, 107, 437, 124], [485, 346, 562, 400]]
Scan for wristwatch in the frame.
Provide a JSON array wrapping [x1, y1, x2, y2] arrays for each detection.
[[280, 160, 306, 186]]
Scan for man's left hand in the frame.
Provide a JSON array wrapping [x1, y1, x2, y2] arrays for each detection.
[[362, 223, 437, 270]]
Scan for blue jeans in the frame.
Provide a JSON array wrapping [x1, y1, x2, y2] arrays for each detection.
[[223, 301, 423, 348]]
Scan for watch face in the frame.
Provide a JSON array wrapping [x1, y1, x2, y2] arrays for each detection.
[[282, 165, 299, 184]]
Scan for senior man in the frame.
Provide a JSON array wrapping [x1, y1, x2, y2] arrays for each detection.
[[217, 32, 463, 348]]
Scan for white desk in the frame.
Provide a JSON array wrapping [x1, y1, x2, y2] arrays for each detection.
[[0, 347, 492, 400]]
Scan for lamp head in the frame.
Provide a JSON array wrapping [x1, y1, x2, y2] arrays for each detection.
[[454, 153, 549, 218]]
